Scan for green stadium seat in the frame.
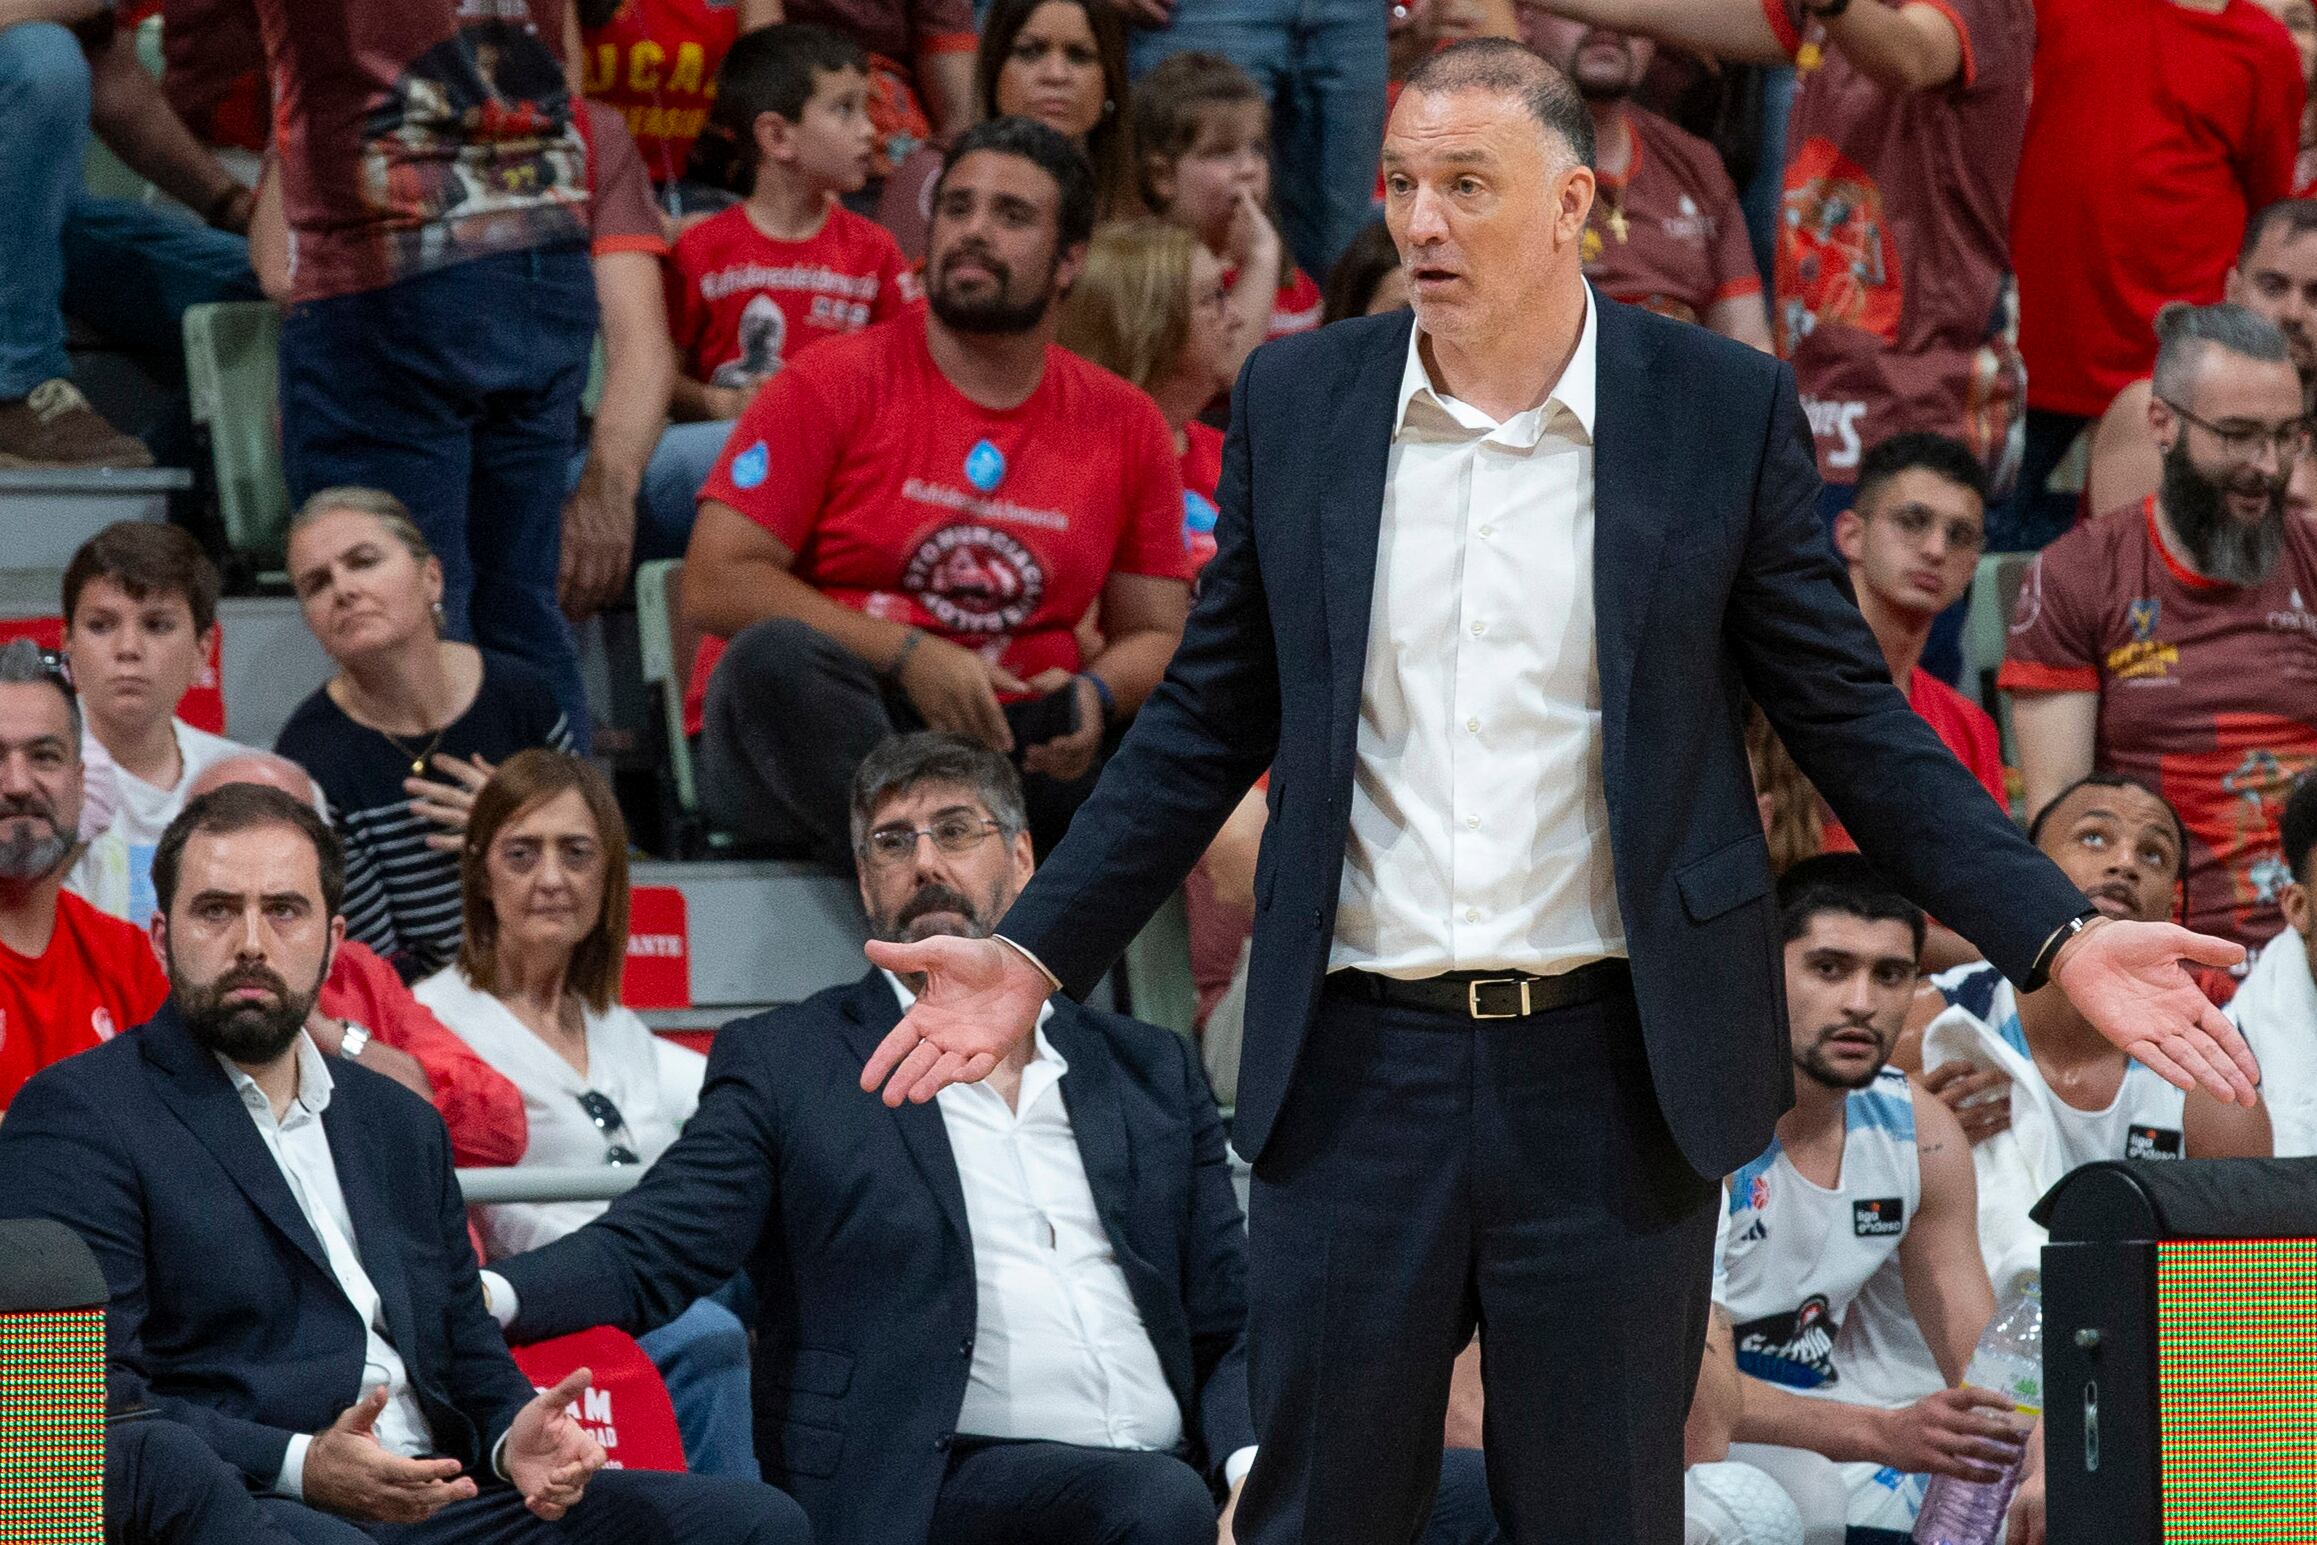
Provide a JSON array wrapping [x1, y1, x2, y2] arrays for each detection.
[[1960, 549, 2035, 771], [181, 301, 291, 571], [635, 558, 736, 854], [1119, 888, 1199, 1039]]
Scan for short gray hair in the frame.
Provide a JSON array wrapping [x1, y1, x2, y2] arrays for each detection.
[[2151, 301, 2293, 405], [849, 732, 1029, 854], [1401, 38, 1595, 171], [0, 639, 79, 744]]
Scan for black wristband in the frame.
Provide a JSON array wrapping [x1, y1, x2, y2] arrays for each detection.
[[1803, 0, 1853, 17], [882, 627, 925, 679], [2023, 907, 2103, 992]]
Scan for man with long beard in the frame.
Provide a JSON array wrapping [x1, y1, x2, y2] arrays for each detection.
[[0, 638, 166, 1110], [0, 783, 813, 1543], [2006, 301, 2317, 958]]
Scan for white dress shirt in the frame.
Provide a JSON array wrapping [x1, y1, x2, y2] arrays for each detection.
[[414, 968, 707, 1260], [1330, 287, 1627, 979], [220, 1033, 432, 1498], [891, 974, 1255, 1486]]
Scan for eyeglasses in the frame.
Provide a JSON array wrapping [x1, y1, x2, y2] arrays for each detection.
[[30, 647, 73, 694], [575, 1090, 641, 1167], [2158, 398, 2315, 464], [1875, 502, 1987, 555], [861, 815, 1007, 868]]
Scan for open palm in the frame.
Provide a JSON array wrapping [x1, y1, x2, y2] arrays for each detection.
[[506, 1368, 604, 1521], [2050, 919, 2260, 1105], [859, 934, 1052, 1104]]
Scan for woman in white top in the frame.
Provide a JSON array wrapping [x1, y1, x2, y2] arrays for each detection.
[[416, 748, 756, 1477]]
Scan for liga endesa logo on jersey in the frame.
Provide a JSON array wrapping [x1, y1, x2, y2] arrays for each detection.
[[1851, 1197, 1905, 1237]]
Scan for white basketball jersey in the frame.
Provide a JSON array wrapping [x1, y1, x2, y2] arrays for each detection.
[[1928, 962, 2188, 1167], [1719, 1069, 1922, 1394]]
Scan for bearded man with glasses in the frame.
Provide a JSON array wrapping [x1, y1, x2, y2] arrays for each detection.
[[2006, 300, 2317, 958]]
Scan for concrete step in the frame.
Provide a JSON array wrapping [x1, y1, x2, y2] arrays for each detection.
[[0, 469, 186, 569], [625, 860, 867, 1012]]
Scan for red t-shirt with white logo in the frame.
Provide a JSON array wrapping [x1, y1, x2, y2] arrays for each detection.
[[666, 201, 916, 387], [689, 317, 1193, 728], [0, 891, 168, 1109], [1762, 0, 2032, 486], [1269, 267, 1323, 339], [581, 0, 741, 186], [1999, 498, 2317, 948], [1584, 105, 1763, 327]]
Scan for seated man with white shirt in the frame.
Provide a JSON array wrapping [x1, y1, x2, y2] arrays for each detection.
[[2229, 773, 2317, 1155], [0, 783, 809, 1544], [481, 732, 1491, 1545]]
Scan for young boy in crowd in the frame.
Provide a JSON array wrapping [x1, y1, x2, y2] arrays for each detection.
[[665, 24, 917, 425], [59, 523, 262, 925], [1134, 51, 1318, 380]]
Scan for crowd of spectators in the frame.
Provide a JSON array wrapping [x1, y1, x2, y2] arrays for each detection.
[[7, 0, 2317, 1540]]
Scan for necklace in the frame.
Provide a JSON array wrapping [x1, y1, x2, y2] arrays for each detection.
[[380, 722, 446, 779]]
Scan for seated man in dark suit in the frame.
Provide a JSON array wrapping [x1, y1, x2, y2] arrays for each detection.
[[0, 784, 811, 1545]]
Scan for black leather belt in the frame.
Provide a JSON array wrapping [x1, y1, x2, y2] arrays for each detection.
[[1325, 959, 1631, 1020]]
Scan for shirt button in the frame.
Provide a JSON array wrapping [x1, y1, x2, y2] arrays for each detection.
[[1470, 621, 1486, 636], [1478, 524, 1494, 537], [1466, 718, 1480, 733], [1465, 907, 1480, 923], [959, 1338, 974, 1358], [1465, 815, 1480, 829]]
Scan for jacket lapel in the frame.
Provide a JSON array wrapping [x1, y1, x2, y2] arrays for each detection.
[[139, 1007, 337, 1288], [322, 1091, 423, 1400], [1319, 311, 1417, 779], [1045, 1005, 1142, 1272], [838, 972, 971, 1249], [1589, 297, 1670, 795]]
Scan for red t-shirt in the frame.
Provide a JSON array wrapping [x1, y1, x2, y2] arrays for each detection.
[[150, 0, 270, 155], [580, 0, 741, 186], [253, 0, 589, 303], [581, 101, 669, 258], [1180, 419, 1224, 573], [688, 318, 1193, 728], [1762, 0, 2033, 485], [665, 201, 915, 386], [1999, 497, 2317, 947], [1584, 105, 1763, 327], [318, 938, 528, 1169], [0, 891, 168, 1109], [2013, 0, 2303, 418], [1821, 668, 2007, 852]]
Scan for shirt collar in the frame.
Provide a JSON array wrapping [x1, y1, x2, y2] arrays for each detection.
[[217, 1029, 334, 1123], [1394, 281, 1599, 446], [881, 969, 1062, 1071]]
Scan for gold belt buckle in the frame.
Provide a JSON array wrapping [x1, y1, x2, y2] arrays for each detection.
[[1466, 978, 1532, 1019]]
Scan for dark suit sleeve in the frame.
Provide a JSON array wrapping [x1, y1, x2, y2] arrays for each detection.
[[1172, 1032, 1255, 1473], [0, 1074, 299, 1487], [1728, 363, 2087, 979], [499, 1031, 779, 1343], [416, 1103, 536, 1459], [996, 351, 1284, 997]]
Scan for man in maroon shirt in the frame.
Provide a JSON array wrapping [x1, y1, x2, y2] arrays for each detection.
[[1522, 16, 1771, 348], [1525, 0, 2033, 525], [2000, 0, 2302, 552], [2003, 302, 2317, 956]]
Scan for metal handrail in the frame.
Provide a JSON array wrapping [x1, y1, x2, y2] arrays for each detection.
[[455, 1166, 645, 1205]]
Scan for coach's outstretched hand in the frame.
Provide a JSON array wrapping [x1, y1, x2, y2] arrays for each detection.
[[861, 935, 1052, 1104], [2050, 918, 2260, 1106]]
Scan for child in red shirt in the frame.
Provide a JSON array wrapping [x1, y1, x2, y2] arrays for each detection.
[[1134, 52, 1323, 388], [665, 25, 917, 426]]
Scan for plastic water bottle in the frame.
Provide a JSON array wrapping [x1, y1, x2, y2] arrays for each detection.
[[1913, 1275, 2043, 1545]]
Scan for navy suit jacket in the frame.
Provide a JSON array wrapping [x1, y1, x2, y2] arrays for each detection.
[[499, 972, 1254, 1545], [998, 298, 2091, 1177], [0, 1005, 535, 1488]]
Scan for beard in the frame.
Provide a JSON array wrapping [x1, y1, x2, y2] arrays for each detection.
[[871, 879, 1006, 945], [1565, 33, 1638, 100], [1792, 1024, 1892, 1091], [0, 793, 70, 881], [928, 243, 1057, 336], [175, 960, 322, 1065], [2161, 436, 2288, 585]]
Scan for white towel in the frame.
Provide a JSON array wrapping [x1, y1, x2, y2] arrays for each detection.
[[1919, 1004, 2069, 1294], [2227, 937, 2317, 1157]]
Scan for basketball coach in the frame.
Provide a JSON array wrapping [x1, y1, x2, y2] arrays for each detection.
[[860, 39, 2260, 1545]]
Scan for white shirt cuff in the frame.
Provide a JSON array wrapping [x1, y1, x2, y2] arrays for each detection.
[[994, 934, 1063, 991], [275, 1432, 312, 1499], [481, 1269, 519, 1331], [492, 1429, 513, 1483], [1224, 1445, 1257, 1490]]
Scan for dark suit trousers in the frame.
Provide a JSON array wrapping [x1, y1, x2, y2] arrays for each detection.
[[247, 1471, 808, 1545], [105, 1418, 307, 1545], [1235, 983, 1719, 1545]]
